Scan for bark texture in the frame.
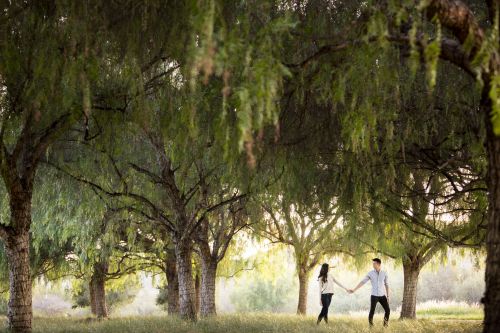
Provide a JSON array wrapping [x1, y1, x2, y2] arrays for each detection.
[[89, 280, 97, 315], [90, 261, 109, 319], [400, 259, 421, 319], [194, 272, 200, 314], [200, 257, 217, 316], [165, 249, 180, 315], [297, 268, 309, 315], [2, 192, 34, 333], [484, 92, 500, 332], [4, 230, 32, 333], [175, 242, 197, 320]]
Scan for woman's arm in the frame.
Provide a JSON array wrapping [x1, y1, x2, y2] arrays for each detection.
[[332, 276, 348, 291], [318, 280, 323, 306]]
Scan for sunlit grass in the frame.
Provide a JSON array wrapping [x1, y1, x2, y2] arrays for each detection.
[[0, 313, 482, 333], [416, 301, 483, 320]]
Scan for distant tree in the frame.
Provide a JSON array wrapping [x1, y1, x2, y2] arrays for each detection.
[[258, 196, 345, 315], [195, 187, 250, 316]]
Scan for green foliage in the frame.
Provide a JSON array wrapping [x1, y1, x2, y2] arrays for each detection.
[[490, 74, 500, 135], [185, 2, 294, 161], [154, 284, 170, 309], [0, 2, 494, 324]]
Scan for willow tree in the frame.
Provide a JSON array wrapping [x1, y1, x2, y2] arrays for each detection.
[[0, 1, 180, 329], [195, 193, 249, 316], [49, 2, 292, 320], [258, 196, 345, 315], [412, 3, 499, 330], [102, 0, 497, 328], [181, 1, 498, 330], [53, 105, 254, 320], [28, 163, 149, 319], [332, 59, 488, 319], [358, 167, 486, 319], [278, 0, 500, 332], [290, 2, 497, 329], [0, 3, 103, 330]]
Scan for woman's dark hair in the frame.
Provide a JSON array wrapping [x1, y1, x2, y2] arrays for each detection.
[[318, 263, 329, 283]]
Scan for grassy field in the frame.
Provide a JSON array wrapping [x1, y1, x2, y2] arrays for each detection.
[[415, 302, 483, 320], [0, 314, 482, 333]]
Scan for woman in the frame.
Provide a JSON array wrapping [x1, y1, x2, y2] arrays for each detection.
[[317, 263, 348, 324]]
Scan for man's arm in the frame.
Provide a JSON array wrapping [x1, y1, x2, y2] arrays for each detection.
[[384, 273, 390, 300], [350, 275, 369, 293]]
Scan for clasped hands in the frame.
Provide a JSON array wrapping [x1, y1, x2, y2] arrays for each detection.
[[345, 288, 390, 301]]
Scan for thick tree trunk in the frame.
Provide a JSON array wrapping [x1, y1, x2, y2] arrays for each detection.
[[400, 259, 421, 319], [90, 261, 108, 319], [4, 230, 32, 333], [175, 241, 197, 320], [2, 191, 33, 333], [165, 249, 180, 315], [484, 91, 500, 332], [200, 257, 217, 316], [297, 267, 309, 315]]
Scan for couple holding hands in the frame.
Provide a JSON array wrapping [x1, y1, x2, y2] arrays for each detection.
[[317, 258, 390, 326]]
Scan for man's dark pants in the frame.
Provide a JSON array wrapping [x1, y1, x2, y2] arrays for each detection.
[[368, 295, 390, 326]]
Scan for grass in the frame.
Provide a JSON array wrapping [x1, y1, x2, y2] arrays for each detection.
[[416, 301, 483, 320], [0, 314, 482, 333]]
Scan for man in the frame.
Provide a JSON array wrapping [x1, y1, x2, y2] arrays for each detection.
[[349, 258, 390, 327]]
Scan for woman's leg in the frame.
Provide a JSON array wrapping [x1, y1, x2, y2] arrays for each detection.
[[317, 294, 328, 324], [324, 294, 333, 323]]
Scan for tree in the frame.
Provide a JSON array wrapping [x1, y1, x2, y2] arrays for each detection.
[[0, 4, 87, 329], [131, 227, 180, 316], [358, 167, 485, 319], [189, 1, 498, 329], [53, 114, 252, 320], [195, 194, 249, 316], [259, 196, 343, 315], [30, 158, 161, 319], [414, 3, 500, 330]]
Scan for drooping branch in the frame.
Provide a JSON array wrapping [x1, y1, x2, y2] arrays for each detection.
[[46, 160, 176, 232]]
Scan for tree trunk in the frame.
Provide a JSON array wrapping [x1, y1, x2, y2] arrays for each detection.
[[194, 272, 200, 314], [200, 257, 217, 316], [175, 241, 197, 320], [297, 267, 309, 315], [484, 89, 500, 332], [89, 280, 97, 315], [90, 261, 108, 319], [400, 259, 421, 319], [3, 191, 33, 333], [4, 229, 32, 333], [165, 249, 179, 315]]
